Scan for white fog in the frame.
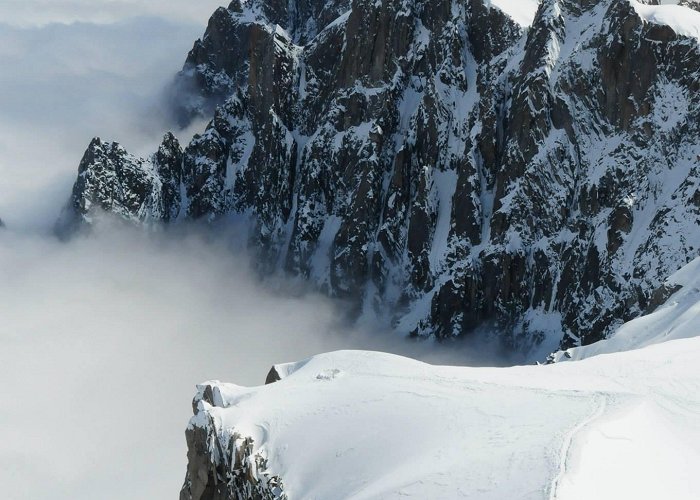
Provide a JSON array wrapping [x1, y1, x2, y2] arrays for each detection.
[[0, 3, 507, 498]]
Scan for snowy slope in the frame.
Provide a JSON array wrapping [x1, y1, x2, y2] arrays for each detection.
[[484, 0, 541, 26], [553, 257, 700, 362], [184, 334, 700, 499]]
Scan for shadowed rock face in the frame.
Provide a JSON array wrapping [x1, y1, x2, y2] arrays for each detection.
[[61, 0, 700, 351]]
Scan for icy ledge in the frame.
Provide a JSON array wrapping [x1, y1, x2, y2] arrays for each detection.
[[181, 340, 700, 499]]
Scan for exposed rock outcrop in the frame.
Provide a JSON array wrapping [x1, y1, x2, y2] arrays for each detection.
[[58, 134, 183, 232], [264, 366, 282, 385], [61, 0, 700, 351], [180, 383, 286, 500]]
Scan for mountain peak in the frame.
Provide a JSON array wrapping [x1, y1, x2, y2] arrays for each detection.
[[62, 0, 700, 353]]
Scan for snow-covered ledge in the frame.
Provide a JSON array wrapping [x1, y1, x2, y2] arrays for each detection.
[[180, 331, 700, 499]]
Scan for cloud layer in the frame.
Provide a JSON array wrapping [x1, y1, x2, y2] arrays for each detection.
[[0, 0, 226, 27], [0, 3, 219, 229], [0, 227, 350, 499], [0, 223, 507, 500]]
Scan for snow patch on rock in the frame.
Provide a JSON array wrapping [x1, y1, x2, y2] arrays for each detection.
[[484, 0, 541, 27]]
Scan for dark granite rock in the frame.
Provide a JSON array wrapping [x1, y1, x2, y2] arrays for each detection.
[[62, 0, 700, 352], [265, 366, 282, 385], [181, 383, 286, 500]]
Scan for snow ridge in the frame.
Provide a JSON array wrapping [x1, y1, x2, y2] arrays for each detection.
[[553, 257, 700, 362], [184, 327, 700, 499]]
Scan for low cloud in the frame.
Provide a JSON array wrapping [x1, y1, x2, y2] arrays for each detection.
[[0, 6, 218, 229], [0, 0, 226, 28], [0, 223, 508, 500]]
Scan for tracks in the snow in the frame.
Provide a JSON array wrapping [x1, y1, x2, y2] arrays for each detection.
[[548, 393, 610, 500]]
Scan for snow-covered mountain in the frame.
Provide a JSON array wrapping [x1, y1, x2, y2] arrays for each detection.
[[59, 0, 700, 353], [37, 1, 699, 497], [179, 265, 700, 499], [180, 257, 700, 499]]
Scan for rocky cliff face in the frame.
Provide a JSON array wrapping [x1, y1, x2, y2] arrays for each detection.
[[181, 383, 287, 500], [60, 0, 700, 352]]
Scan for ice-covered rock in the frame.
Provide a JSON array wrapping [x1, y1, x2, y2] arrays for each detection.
[[58, 134, 183, 233]]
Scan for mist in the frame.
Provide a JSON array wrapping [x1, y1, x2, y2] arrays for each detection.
[[0, 3, 510, 499], [0, 0, 227, 28], [0, 223, 510, 499], [0, 3, 221, 229]]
